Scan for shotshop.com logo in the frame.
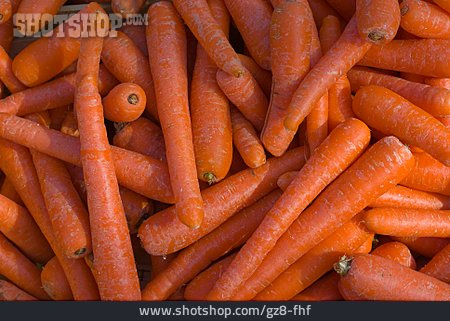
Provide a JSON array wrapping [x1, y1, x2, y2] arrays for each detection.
[[13, 13, 148, 38]]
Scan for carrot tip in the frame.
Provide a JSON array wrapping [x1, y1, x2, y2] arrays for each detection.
[[334, 255, 353, 276], [235, 70, 245, 78], [400, 5, 409, 16], [203, 172, 217, 185], [368, 31, 385, 42], [74, 248, 87, 257], [127, 94, 139, 105]]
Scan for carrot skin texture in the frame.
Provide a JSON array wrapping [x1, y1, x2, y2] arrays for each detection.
[[111, 0, 145, 15], [394, 236, 450, 258], [420, 244, 450, 283], [103, 83, 146, 123], [0, 280, 37, 301], [238, 54, 272, 97], [0, 0, 12, 25], [337, 254, 450, 300], [292, 273, 342, 301], [138, 147, 307, 256], [432, 0, 450, 13], [353, 85, 450, 166], [41, 257, 74, 301], [371, 242, 416, 269]]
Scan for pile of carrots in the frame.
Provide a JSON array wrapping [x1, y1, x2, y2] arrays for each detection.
[[0, 0, 449, 302]]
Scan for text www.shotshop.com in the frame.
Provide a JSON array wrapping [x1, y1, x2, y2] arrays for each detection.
[[138, 305, 312, 319]]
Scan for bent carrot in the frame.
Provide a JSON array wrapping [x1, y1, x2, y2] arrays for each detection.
[[292, 273, 342, 301], [16, 0, 66, 34], [238, 54, 272, 98], [41, 257, 73, 301], [148, 1, 204, 229], [353, 85, 450, 166], [0, 280, 37, 301], [103, 83, 146, 123], [119, 25, 148, 56], [371, 242, 416, 269], [394, 236, 449, 258], [420, 244, 450, 283], [111, 0, 145, 15], [0, 178, 22, 205]]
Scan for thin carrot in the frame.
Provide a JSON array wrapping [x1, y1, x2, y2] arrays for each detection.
[[425, 77, 450, 90], [191, 0, 232, 185], [0, 280, 37, 301], [74, 3, 140, 301], [432, 0, 450, 13], [209, 119, 371, 300], [231, 136, 415, 300], [292, 273, 342, 301], [41, 257, 74, 301], [325, 0, 356, 21], [400, 0, 450, 39], [335, 254, 450, 300], [113, 117, 166, 162], [353, 85, 450, 166], [261, 0, 311, 156], [111, 0, 145, 15], [0, 177, 22, 205], [348, 66, 450, 117], [394, 236, 450, 258], [138, 147, 307, 256], [172, 0, 244, 77], [231, 107, 266, 169], [0, 0, 12, 24], [238, 54, 272, 98], [0, 194, 53, 264], [119, 24, 148, 56], [148, 1, 204, 229], [103, 83, 146, 123], [16, 0, 66, 34], [0, 45, 27, 93], [371, 242, 416, 269], [142, 190, 281, 301], [307, 0, 345, 27], [355, 0, 400, 43], [420, 244, 450, 283]]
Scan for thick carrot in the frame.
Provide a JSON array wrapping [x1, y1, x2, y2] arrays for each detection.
[[400, 0, 450, 39], [238, 54, 272, 98], [425, 77, 450, 90], [119, 24, 148, 56], [102, 31, 158, 120], [420, 244, 450, 283], [41, 257, 73, 301], [0, 194, 53, 264], [103, 83, 146, 123], [142, 190, 281, 301], [261, 0, 311, 156], [326, 0, 356, 20], [355, 0, 400, 43], [0, 177, 22, 205], [336, 254, 450, 300], [307, 0, 345, 27], [394, 236, 450, 258], [0, 45, 27, 93], [111, 0, 145, 15], [364, 208, 450, 238], [0, 280, 37, 301], [359, 39, 450, 77], [16, 0, 66, 34], [231, 107, 266, 169], [209, 119, 370, 300], [113, 117, 166, 162], [74, 2, 140, 301], [0, 0, 12, 24], [0, 233, 50, 300], [353, 85, 450, 166], [148, 1, 204, 229], [191, 0, 232, 184], [371, 241, 416, 269], [138, 147, 307, 255], [223, 0, 272, 70], [348, 66, 450, 117], [172, 0, 244, 77], [231, 136, 415, 300], [292, 273, 342, 301], [253, 214, 372, 301], [0, 113, 174, 203], [0, 65, 118, 116], [284, 17, 372, 136]]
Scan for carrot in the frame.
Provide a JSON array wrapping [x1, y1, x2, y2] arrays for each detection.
[[394, 236, 450, 258], [49, 105, 72, 131], [113, 117, 166, 162], [335, 254, 450, 300], [0, 65, 118, 116], [307, 0, 345, 27], [252, 213, 372, 301], [276, 171, 298, 191], [185, 254, 236, 301], [261, 0, 311, 157], [231, 136, 415, 300], [150, 253, 178, 279], [353, 85, 450, 166], [438, 116, 450, 129], [371, 241, 416, 269], [16, 0, 66, 34], [420, 244, 450, 283], [292, 273, 343, 301], [432, 0, 450, 13], [400, 0, 450, 39], [425, 77, 450, 90], [0, 15, 13, 52], [348, 66, 450, 117], [231, 107, 266, 169], [138, 147, 307, 256], [191, 0, 232, 185], [325, 0, 356, 20], [238, 54, 272, 98], [284, 17, 372, 137], [209, 119, 371, 300], [400, 71, 425, 83], [223, 0, 272, 70], [0, 113, 174, 203], [0, 45, 27, 93], [355, 0, 400, 43], [0, 194, 53, 264], [0, 233, 50, 300], [0, 280, 37, 301], [103, 83, 146, 123], [120, 187, 153, 234], [41, 257, 73, 301], [142, 190, 281, 301], [60, 111, 79, 137], [0, 0, 12, 24], [172, 0, 244, 78], [0, 177, 22, 205], [119, 24, 148, 56], [359, 39, 450, 77], [74, 3, 140, 301], [355, 234, 375, 254], [364, 208, 450, 238], [148, 1, 204, 229], [111, 0, 145, 15]]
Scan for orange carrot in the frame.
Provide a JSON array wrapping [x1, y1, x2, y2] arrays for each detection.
[[111, 0, 145, 15], [0, 177, 22, 205], [209, 119, 370, 300], [355, 234, 374, 253], [0, 280, 37, 301], [348, 66, 450, 117], [60, 111, 79, 137], [49, 105, 72, 131], [326, 0, 356, 20], [292, 273, 342, 301], [238, 54, 272, 97], [103, 83, 146, 123], [400, 0, 450, 39], [261, 0, 311, 156], [353, 85, 450, 166], [41, 257, 73, 301], [371, 241, 416, 269], [138, 147, 307, 255], [231, 136, 415, 300], [0, 45, 26, 93], [119, 24, 148, 56], [400, 71, 425, 83], [142, 190, 281, 301], [394, 236, 449, 258], [336, 254, 450, 300], [432, 0, 450, 13], [119, 187, 153, 234], [307, 0, 345, 27], [425, 77, 450, 90], [0, 0, 12, 24], [0, 15, 13, 52], [16, 0, 66, 34], [420, 244, 450, 283], [148, 1, 204, 229]]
